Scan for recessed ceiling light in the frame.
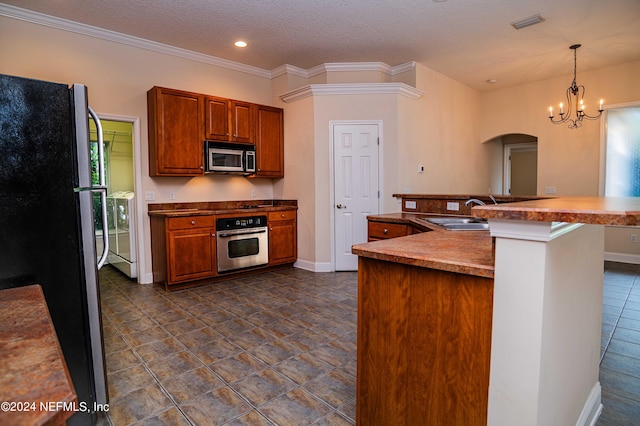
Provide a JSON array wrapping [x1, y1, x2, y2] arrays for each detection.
[[486, 79, 497, 84], [234, 41, 247, 48], [511, 14, 544, 30]]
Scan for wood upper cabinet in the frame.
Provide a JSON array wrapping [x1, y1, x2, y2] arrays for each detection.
[[204, 96, 229, 140], [255, 105, 284, 178], [268, 210, 297, 265], [230, 100, 254, 143], [148, 87, 205, 176], [205, 97, 255, 143]]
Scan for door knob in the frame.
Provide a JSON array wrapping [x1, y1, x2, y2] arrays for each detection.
[[336, 204, 346, 209]]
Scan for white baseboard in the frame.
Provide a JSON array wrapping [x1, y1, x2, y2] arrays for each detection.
[[604, 251, 640, 264], [294, 259, 333, 272], [576, 381, 602, 426], [139, 272, 154, 284]]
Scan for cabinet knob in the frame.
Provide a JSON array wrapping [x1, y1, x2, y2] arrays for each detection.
[[383, 229, 388, 234], [211, 233, 215, 237], [191, 220, 196, 225], [281, 214, 285, 218], [269, 227, 273, 231]]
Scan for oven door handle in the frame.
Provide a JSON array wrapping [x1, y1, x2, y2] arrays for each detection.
[[218, 228, 267, 238]]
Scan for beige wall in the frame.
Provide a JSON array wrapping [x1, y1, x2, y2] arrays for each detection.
[[481, 60, 640, 261], [3, 13, 640, 279], [1, 16, 276, 283], [480, 60, 640, 196]]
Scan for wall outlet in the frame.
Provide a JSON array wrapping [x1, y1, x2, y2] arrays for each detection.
[[544, 186, 557, 194], [405, 200, 417, 210], [418, 165, 424, 173], [251, 188, 256, 198], [631, 235, 638, 243], [145, 191, 155, 201], [169, 191, 175, 200], [447, 202, 460, 211]]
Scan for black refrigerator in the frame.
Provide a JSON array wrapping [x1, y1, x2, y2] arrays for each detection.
[[0, 74, 109, 425]]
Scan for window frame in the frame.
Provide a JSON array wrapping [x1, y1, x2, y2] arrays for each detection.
[[599, 100, 640, 196]]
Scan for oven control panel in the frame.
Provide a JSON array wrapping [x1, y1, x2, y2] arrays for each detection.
[[216, 215, 267, 230]]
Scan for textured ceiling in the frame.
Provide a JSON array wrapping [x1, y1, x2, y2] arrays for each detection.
[[3, 0, 640, 91]]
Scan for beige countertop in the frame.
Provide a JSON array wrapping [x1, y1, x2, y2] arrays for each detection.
[[0, 285, 77, 425], [472, 196, 640, 225], [354, 212, 494, 278], [355, 196, 640, 279], [147, 199, 297, 217]]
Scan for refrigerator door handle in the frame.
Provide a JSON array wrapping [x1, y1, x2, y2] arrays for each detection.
[[88, 106, 109, 269]]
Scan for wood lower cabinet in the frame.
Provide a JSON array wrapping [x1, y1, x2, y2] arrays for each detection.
[[255, 105, 284, 178], [367, 221, 410, 241], [357, 257, 493, 425], [268, 210, 297, 265], [150, 215, 216, 287], [148, 87, 205, 176]]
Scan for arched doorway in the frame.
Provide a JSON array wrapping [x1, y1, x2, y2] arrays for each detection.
[[485, 133, 538, 196]]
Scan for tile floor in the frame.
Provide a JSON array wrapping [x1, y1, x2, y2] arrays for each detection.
[[598, 261, 640, 425], [98, 261, 640, 425], [99, 266, 357, 425]]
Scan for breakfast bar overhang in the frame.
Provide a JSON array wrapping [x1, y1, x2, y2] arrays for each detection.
[[473, 196, 640, 425]]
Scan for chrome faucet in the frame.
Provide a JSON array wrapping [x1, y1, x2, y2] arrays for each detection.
[[489, 194, 498, 204], [465, 198, 486, 207]]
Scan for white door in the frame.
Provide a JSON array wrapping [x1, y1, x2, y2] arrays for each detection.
[[333, 123, 380, 271]]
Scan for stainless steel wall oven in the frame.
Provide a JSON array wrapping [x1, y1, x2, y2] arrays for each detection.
[[216, 215, 268, 272]]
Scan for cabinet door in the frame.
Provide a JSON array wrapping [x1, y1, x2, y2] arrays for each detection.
[[230, 101, 254, 143], [148, 87, 205, 176], [168, 228, 216, 283], [255, 105, 284, 178], [268, 211, 297, 265], [205, 96, 229, 140]]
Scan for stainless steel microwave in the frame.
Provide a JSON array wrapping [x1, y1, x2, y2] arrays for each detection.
[[205, 141, 256, 175]]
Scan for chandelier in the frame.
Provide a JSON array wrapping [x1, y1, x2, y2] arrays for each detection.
[[548, 44, 603, 129]]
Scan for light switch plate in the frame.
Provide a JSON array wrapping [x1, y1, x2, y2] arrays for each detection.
[[405, 200, 417, 209]]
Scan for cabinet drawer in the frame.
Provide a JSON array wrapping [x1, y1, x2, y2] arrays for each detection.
[[268, 210, 296, 222], [368, 221, 409, 239], [168, 215, 215, 230]]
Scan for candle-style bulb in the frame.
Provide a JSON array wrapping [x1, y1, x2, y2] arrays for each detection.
[[559, 103, 564, 114], [549, 106, 553, 118]]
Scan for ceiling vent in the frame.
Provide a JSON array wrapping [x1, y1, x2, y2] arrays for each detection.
[[511, 14, 544, 30]]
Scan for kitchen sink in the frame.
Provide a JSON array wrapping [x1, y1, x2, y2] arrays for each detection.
[[418, 216, 489, 231], [440, 222, 489, 231]]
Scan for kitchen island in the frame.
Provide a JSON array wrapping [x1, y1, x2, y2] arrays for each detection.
[[353, 196, 640, 426]]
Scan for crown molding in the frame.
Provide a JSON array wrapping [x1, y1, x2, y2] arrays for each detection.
[[274, 61, 416, 79], [280, 83, 424, 104], [2, 3, 417, 83], [270, 64, 308, 79], [0, 3, 271, 79]]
